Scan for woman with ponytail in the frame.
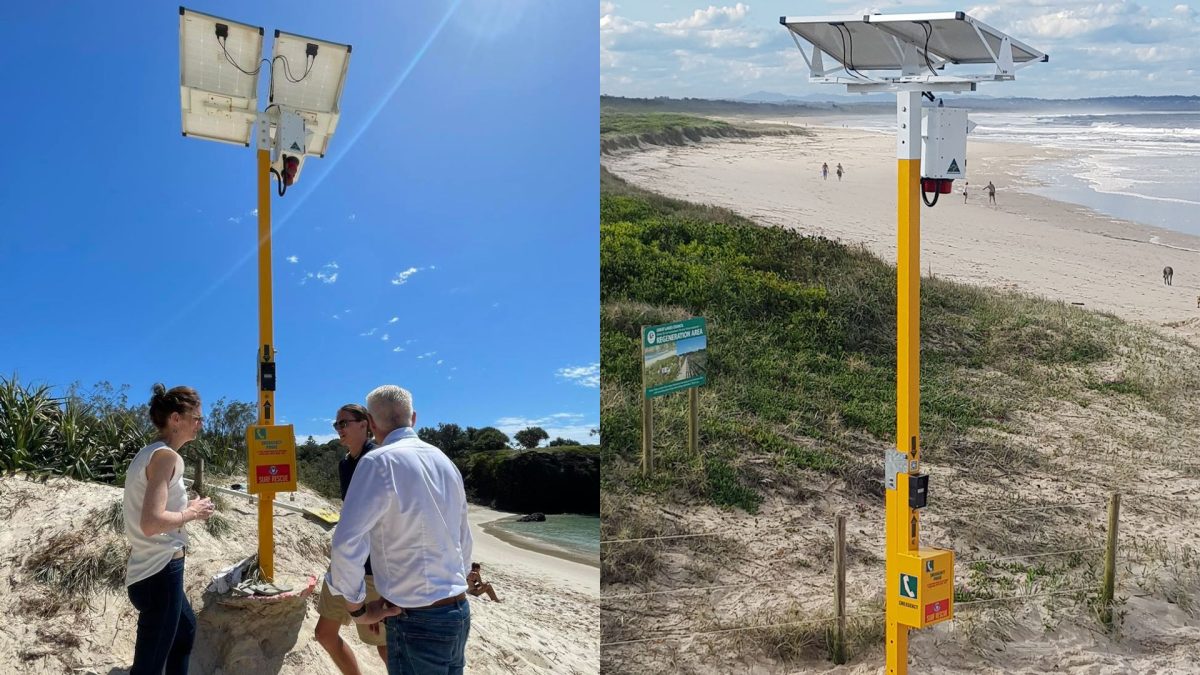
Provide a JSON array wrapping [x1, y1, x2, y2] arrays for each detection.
[[122, 383, 216, 675]]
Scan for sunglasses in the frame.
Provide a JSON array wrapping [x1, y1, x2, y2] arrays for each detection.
[[332, 418, 364, 431]]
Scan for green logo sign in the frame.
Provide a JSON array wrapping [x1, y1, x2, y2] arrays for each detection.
[[254, 427, 267, 441], [900, 573, 918, 599], [642, 318, 707, 398]]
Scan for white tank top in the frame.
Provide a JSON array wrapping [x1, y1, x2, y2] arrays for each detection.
[[123, 441, 189, 586]]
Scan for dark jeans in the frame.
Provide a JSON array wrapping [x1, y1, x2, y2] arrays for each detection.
[[127, 557, 195, 675], [384, 598, 471, 675]]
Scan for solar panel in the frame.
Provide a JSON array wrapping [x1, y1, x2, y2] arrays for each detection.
[[780, 11, 1046, 86], [179, 7, 264, 146], [269, 31, 352, 158]]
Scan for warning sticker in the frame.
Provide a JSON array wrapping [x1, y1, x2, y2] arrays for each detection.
[[946, 159, 961, 174], [255, 463, 292, 485], [925, 599, 949, 622]]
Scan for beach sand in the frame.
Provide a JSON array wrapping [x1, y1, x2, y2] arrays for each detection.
[[0, 477, 598, 674], [604, 125, 1200, 345]]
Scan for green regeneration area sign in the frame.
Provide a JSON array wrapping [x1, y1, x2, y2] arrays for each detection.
[[642, 317, 707, 398]]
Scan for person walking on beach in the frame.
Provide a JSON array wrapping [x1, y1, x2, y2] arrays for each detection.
[[986, 181, 996, 205], [1164, 266, 1174, 285], [315, 403, 387, 674], [123, 384, 215, 675], [467, 563, 501, 602], [821, 162, 829, 180], [962, 181, 969, 203], [328, 385, 473, 675], [836, 163, 844, 181]]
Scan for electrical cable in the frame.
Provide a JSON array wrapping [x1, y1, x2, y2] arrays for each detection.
[[832, 24, 868, 81], [270, 168, 286, 197], [843, 23, 867, 79], [922, 187, 939, 207], [920, 22, 939, 77], [218, 36, 270, 76], [276, 53, 315, 84]]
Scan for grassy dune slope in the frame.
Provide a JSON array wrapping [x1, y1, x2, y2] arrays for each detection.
[[600, 165, 1200, 670]]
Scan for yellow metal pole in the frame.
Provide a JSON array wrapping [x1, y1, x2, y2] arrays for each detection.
[[887, 91, 923, 675], [256, 148, 276, 581]]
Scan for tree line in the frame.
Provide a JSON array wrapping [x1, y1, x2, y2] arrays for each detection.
[[0, 376, 597, 514]]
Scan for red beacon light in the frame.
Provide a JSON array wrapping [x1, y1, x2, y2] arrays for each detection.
[[921, 178, 955, 194], [281, 155, 300, 186]]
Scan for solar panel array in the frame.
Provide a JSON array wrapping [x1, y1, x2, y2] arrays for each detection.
[[781, 12, 1045, 72]]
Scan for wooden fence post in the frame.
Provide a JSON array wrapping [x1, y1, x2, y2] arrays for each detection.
[[195, 458, 205, 497], [1101, 492, 1121, 628], [642, 397, 653, 477], [833, 514, 847, 664], [688, 388, 699, 456]]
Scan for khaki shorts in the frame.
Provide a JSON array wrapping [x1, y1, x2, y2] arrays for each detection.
[[317, 574, 387, 646]]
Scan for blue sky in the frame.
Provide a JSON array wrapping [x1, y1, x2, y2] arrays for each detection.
[[0, 1, 598, 445], [602, 1, 1200, 99]]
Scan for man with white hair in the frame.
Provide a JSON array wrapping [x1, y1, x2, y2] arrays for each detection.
[[327, 385, 473, 675]]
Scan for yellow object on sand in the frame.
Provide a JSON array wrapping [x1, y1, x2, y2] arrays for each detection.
[[305, 508, 340, 524]]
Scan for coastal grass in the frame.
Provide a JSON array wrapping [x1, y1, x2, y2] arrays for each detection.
[[600, 112, 809, 154], [601, 112, 737, 138], [599, 166, 1200, 512], [18, 528, 127, 617]]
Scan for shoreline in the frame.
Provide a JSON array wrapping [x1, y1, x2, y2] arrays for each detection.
[[603, 125, 1200, 347], [468, 504, 599, 595], [481, 515, 600, 569]]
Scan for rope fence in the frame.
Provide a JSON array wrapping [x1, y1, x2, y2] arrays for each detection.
[[600, 582, 1109, 649], [601, 498, 1108, 546], [600, 544, 1113, 601], [602, 493, 1141, 654]]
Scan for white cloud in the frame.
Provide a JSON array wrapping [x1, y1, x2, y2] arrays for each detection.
[[393, 346, 405, 352], [417, 351, 437, 360], [381, 333, 390, 341], [227, 216, 242, 224], [317, 261, 339, 284], [656, 3, 749, 31], [391, 266, 433, 286], [436, 359, 444, 365], [251, 208, 258, 216], [332, 314, 340, 320], [603, 0, 1200, 98], [360, 328, 378, 337], [388, 317, 399, 323], [556, 363, 600, 388], [286, 255, 299, 264], [493, 413, 597, 446], [348, 213, 357, 221]]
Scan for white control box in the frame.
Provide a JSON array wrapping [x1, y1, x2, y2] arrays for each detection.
[[921, 107, 969, 180]]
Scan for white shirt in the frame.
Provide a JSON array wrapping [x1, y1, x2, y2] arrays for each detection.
[[123, 441, 188, 586], [327, 427, 473, 606]]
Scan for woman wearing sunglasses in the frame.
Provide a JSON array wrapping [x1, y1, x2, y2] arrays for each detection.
[[315, 403, 389, 673]]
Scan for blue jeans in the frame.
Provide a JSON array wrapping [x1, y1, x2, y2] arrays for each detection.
[[384, 598, 471, 675], [127, 557, 195, 675]]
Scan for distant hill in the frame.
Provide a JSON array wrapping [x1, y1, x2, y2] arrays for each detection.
[[603, 94, 1200, 116]]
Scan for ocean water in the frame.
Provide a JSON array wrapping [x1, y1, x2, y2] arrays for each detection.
[[490, 514, 600, 561], [839, 110, 1200, 236]]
